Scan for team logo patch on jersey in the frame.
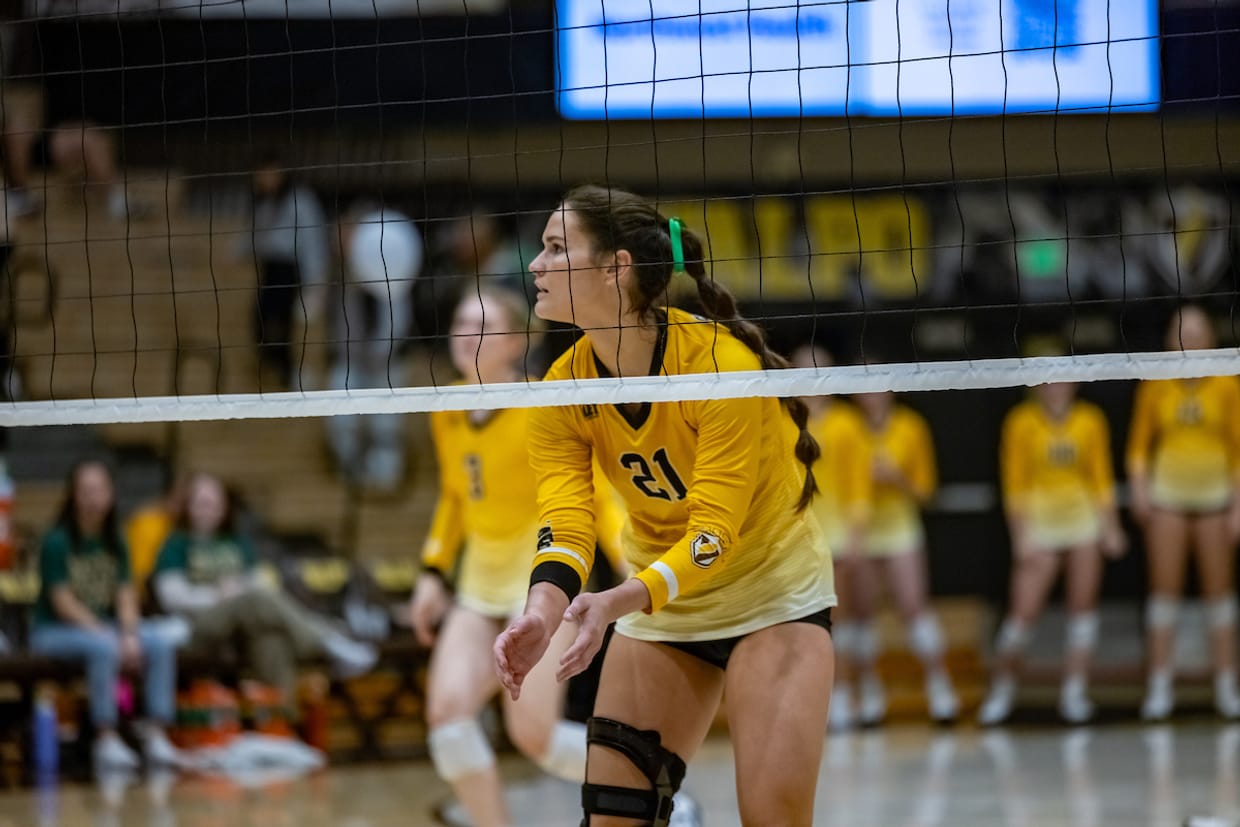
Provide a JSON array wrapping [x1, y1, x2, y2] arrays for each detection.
[[537, 525, 554, 550], [690, 532, 723, 569]]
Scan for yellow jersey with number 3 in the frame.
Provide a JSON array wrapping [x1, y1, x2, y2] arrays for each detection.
[[422, 406, 627, 616], [861, 404, 936, 556], [1126, 376, 1240, 511], [528, 308, 835, 642]]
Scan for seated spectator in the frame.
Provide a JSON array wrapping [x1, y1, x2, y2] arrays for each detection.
[[29, 459, 183, 773], [325, 200, 423, 491], [152, 472, 377, 710], [124, 471, 188, 601]]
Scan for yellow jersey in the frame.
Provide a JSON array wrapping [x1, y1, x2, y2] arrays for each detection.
[[1001, 399, 1115, 550], [528, 308, 835, 642], [807, 402, 872, 553], [423, 405, 628, 616], [1127, 377, 1240, 511], [861, 404, 936, 555]]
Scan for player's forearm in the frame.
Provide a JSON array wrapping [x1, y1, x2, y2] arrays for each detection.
[[523, 582, 571, 632]]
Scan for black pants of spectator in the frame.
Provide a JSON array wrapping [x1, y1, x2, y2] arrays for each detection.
[[255, 260, 300, 383]]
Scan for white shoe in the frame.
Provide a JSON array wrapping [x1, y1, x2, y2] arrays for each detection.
[[144, 729, 188, 770], [858, 674, 887, 726], [668, 790, 703, 827], [1215, 673, 1240, 720], [94, 732, 140, 773], [978, 676, 1016, 726], [1059, 678, 1095, 725], [1141, 672, 1174, 721], [828, 685, 855, 732], [926, 672, 959, 723], [323, 632, 378, 679]]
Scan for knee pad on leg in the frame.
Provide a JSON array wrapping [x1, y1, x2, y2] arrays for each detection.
[[994, 618, 1031, 657], [428, 718, 495, 782], [536, 720, 587, 783], [1066, 612, 1099, 652], [832, 621, 860, 658], [581, 717, 686, 827], [1145, 597, 1180, 631], [854, 623, 881, 663], [910, 614, 946, 661]]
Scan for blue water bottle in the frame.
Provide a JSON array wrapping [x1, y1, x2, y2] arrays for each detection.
[[32, 689, 59, 779]]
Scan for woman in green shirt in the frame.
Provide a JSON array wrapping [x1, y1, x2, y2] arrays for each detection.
[[30, 460, 183, 773]]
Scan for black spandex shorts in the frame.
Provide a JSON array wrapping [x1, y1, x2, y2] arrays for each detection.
[[659, 606, 833, 671]]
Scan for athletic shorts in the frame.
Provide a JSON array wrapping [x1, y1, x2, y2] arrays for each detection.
[[659, 606, 833, 671]]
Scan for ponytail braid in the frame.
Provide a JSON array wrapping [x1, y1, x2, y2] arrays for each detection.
[[681, 240, 820, 512]]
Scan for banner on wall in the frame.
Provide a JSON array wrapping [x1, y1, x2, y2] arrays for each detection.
[[661, 186, 1237, 305]]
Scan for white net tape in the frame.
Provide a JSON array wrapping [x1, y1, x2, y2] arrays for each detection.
[[2, 348, 1238, 427]]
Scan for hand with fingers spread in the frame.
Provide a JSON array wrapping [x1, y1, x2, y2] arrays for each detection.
[[557, 579, 652, 683]]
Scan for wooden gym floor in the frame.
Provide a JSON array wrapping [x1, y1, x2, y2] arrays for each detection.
[[1, 721, 1237, 827]]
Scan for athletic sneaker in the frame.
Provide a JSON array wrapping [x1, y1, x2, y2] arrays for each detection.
[[1141, 672, 1174, 722], [926, 672, 959, 723], [323, 631, 379, 679], [1058, 677, 1095, 725], [144, 729, 188, 770], [828, 685, 855, 732], [1215, 673, 1240, 720], [669, 790, 703, 827], [977, 675, 1016, 726], [858, 674, 887, 727], [94, 732, 140, 773]]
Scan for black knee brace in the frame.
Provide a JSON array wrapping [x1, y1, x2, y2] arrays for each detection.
[[580, 717, 686, 827]]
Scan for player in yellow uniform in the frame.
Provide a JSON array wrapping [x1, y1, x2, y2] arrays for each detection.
[[1127, 305, 1240, 720], [849, 388, 959, 725], [494, 186, 835, 827], [793, 343, 872, 732], [978, 380, 1126, 726], [410, 287, 637, 827]]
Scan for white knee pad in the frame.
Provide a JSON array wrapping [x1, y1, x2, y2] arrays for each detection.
[[535, 721, 587, 783], [832, 622, 860, 658], [1066, 612, 1100, 652], [854, 623, 881, 663], [910, 614, 946, 661], [428, 718, 495, 782], [1210, 594, 1239, 629], [1145, 596, 1180, 631], [994, 618, 1031, 656]]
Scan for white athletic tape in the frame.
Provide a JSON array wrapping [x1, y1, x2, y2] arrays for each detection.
[[3, 348, 1240, 426], [1066, 612, 1100, 651], [428, 719, 495, 781], [535, 721, 587, 783]]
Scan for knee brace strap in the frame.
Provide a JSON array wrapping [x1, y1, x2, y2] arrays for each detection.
[[1146, 597, 1180, 631], [581, 717, 686, 827], [1210, 594, 1238, 629]]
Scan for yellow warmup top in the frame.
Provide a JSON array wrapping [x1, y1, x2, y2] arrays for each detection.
[[1001, 399, 1116, 530], [528, 308, 835, 642], [1127, 376, 1240, 511], [422, 404, 626, 615], [861, 404, 936, 554], [807, 402, 872, 552]]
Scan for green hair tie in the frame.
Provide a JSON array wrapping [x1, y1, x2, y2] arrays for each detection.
[[668, 217, 686, 274]]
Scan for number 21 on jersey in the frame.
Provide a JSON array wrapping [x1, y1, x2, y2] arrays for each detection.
[[620, 449, 688, 501]]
